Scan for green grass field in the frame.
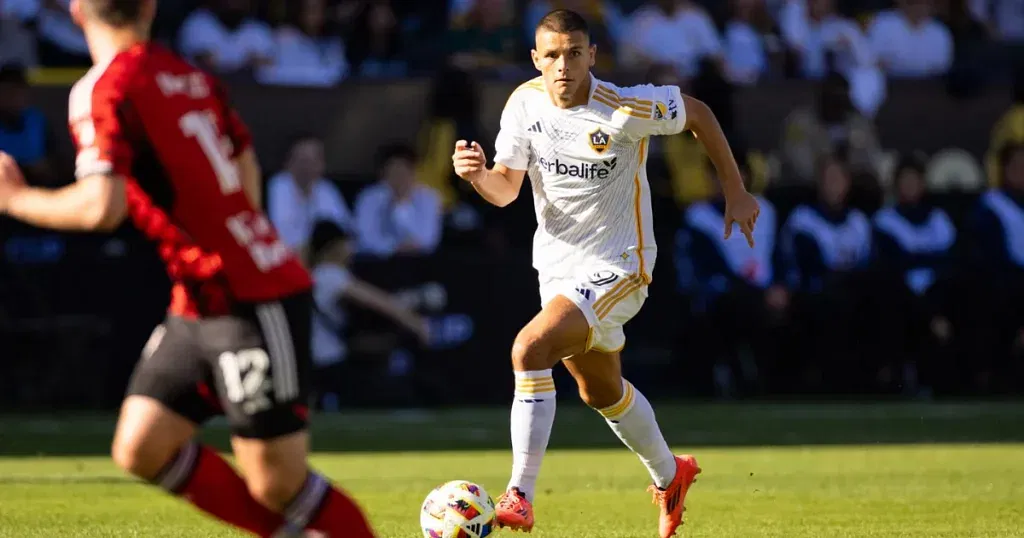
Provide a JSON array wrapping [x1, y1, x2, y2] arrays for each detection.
[[1, 402, 1023, 537]]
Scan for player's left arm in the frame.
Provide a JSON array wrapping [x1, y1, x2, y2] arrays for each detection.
[[625, 84, 746, 199], [677, 95, 743, 197], [0, 153, 127, 231], [680, 92, 760, 246], [629, 83, 760, 245]]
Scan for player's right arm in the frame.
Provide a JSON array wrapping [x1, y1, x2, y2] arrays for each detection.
[[0, 75, 134, 232], [452, 141, 525, 208], [452, 91, 530, 207], [0, 154, 127, 231]]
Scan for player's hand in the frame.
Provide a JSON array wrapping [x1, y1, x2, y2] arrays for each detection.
[[0, 152, 27, 214], [724, 189, 760, 248], [452, 140, 487, 183]]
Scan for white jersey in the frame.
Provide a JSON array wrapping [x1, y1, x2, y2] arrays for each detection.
[[493, 74, 687, 284]]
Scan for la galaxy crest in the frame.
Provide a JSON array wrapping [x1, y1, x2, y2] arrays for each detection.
[[654, 102, 668, 120], [654, 99, 678, 121], [589, 128, 611, 154]]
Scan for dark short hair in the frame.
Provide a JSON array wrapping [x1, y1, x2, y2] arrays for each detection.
[[81, 0, 148, 27], [0, 64, 28, 87], [309, 220, 350, 261], [375, 143, 417, 171], [536, 9, 590, 38]]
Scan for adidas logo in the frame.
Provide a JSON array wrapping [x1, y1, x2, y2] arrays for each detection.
[[527, 121, 542, 133]]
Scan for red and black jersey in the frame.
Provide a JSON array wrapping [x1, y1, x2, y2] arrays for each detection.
[[67, 43, 311, 317]]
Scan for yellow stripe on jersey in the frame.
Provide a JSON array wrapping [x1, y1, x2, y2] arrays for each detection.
[[595, 85, 654, 108], [595, 86, 653, 112], [595, 279, 644, 320], [591, 92, 622, 111], [633, 138, 651, 283], [505, 77, 545, 106], [591, 275, 639, 315], [592, 86, 651, 119]]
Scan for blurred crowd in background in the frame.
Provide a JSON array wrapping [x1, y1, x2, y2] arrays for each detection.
[[1, 0, 1024, 410], [2, 0, 1022, 90]]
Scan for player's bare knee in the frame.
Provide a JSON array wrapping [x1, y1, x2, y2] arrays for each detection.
[[511, 332, 553, 371], [111, 396, 197, 480], [110, 433, 175, 480]]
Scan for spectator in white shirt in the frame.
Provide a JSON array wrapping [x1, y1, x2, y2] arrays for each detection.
[[306, 219, 472, 408], [178, 0, 275, 74], [256, 0, 348, 87], [620, 0, 724, 78], [354, 144, 443, 258], [781, 0, 886, 115], [868, 0, 954, 78], [307, 220, 429, 371], [267, 134, 352, 256]]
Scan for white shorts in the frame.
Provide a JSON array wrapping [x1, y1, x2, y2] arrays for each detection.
[[539, 269, 649, 353]]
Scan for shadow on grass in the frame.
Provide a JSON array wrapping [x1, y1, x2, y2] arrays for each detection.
[[1, 402, 1022, 457]]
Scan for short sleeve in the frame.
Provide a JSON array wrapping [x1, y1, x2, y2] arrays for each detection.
[[68, 73, 134, 179], [623, 84, 687, 138], [492, 96, 531, 171]]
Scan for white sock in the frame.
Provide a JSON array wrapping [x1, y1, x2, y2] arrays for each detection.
[[597, 379, 677, 489], [507, 369, 557, 501]]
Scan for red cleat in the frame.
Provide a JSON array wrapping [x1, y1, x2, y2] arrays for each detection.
[[495, 487, 534, 532], [647, 455, 702, 538]]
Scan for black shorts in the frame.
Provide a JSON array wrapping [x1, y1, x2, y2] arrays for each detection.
[[126, 292, 312, 439]]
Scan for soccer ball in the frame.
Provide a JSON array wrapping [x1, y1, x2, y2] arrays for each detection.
[[419, 480, 497, 538]]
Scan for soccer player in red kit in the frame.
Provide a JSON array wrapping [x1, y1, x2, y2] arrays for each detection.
[[0, 1, 376, 537]]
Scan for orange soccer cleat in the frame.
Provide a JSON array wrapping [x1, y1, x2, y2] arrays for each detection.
[[495, 487, 534, 532], [647, 455, 702, 538]]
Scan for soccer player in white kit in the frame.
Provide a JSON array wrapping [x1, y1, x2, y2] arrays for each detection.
[[452, 9, 760, 537]]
